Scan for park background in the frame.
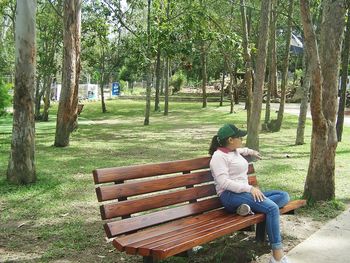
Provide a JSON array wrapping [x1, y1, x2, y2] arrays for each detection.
[[1, 0, 350, 262]]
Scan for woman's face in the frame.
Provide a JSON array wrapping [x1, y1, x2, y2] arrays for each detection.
[[227, 137, 243, 150]]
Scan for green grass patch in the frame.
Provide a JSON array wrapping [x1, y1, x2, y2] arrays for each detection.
[[0, 99, 349, 262]]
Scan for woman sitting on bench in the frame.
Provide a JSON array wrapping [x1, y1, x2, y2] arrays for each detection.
[[209, 124, 290, 263]]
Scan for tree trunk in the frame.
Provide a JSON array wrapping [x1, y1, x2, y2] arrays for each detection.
[[264, 0, 277, 128], [154, 45, 161, 112], [201, 44, 207, 108], [54, 0, 81, 147], [7, 0, 36, 184], [246, 0, 271, 150], [336, 9, 350, 142], [144, 0, 152, 125], [164, 57, 169, 116], [300, 0, 346, 201], [274, 0, 294, 132], [160, 58, 165, 96], [240, 0, 253, 124], [220, 68, 225, 107], [42, 76, 52, 121], [295, 50, 311, 145], [34, 74, 42, 120]]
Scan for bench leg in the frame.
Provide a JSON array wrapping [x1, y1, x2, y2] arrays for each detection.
[[255, 221, 267, 242], [143, 256, 157, 263]]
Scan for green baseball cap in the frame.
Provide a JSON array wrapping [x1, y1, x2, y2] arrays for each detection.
[[217, 124, 247, 140]]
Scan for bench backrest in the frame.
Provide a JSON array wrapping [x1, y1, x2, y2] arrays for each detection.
[[93, 156, 256, 239]]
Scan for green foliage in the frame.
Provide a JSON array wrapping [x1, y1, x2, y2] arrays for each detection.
[[0, 81, 11, 115], [170, 71, 186, 93]]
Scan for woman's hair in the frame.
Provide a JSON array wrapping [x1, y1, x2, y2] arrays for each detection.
[[209, 135, 230, 156]]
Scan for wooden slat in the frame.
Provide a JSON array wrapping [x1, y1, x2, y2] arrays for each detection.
[[101, 184, 217, 219], [96, 170, 212, 202], [279, 199, 306, 214], [136, 215, 244, 256], [121, 211, 233, 254], [151, 215, 265, 259], [93, 157, 211, 184], [106, 198, 223, 238], [149, 200, 306, 259]]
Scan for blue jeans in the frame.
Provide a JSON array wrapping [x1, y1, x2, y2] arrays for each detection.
[[220, 190, 290, 250]]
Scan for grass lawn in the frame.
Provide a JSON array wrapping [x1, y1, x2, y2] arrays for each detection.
[[0, 99, 349, 263]]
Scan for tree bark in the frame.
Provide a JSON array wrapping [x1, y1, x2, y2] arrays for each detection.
[[154, 45, 161, 112], [144, 0, 152, 125], [201, 44, 207, 108], [54, 0, 81, 146], [220, 67, 225, 107], [295, 50, 311, 145], [164, 57, 169, 116], [240, 0, 253, 124], [7, 0, 36, 184], [336, 9, 350, 142], [274, 0, 294, 132], [264, 0, 277, 128], [246, 0, 271, 150], [300, 0, 346, 201], [42, 76, 52, 121]]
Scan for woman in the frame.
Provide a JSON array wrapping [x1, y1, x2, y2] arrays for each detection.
[[209, 124, 291, 263]]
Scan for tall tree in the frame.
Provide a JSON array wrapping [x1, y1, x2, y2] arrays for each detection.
[[295, 49, 311, 145], [272, 0, 294, 132], [144, 0, 152, 125], [54, 0, 82, 147], [300, 0, 346, 201], [7, 0, 36, 184], [240, 0, 254, 124], [246, 0, 271, 150], [336, 8, 350, 142], [264, 0, 277, 129]]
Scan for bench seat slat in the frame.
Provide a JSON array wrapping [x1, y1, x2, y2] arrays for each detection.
[[151, 215, 265, 259], [152, 200, 307, 260], [123, 211, 234, 254], [106, 197, 223, 238], [101, 184, 217, 219], [113, 200, 306, 259], [93, 157, 211, 184], [96, 170, 213, 202], [136, 215, 246, 256]]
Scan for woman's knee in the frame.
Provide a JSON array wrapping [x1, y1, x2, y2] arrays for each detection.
[[280, 191, 290, 206]]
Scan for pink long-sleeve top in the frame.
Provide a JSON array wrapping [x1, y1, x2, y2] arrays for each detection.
[[209, 147, 255, 196]]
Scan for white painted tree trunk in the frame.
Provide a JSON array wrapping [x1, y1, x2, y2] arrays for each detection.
[[7, 0, 37, 184]]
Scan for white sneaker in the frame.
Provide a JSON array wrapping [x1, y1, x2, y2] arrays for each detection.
[[236, 204, 254, 216], [269, 255, 290, 263]]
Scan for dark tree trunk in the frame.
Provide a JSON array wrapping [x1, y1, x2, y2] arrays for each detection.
[[274, 0, 294, 132], [154, 45, 161, 112], [246, 0, 271, 150], [220, 68, 225, 107], [164, 57, 169, 116], [144, 0, 152, 125], [7, 0, 36, 184], [300, 0, 346, 201], [240, 0, 253, 124], [54, 0, 81, 147], [201, 44, 207, 108], [42, 76, 52, 121], [336, 9, 350, 142], [295, 50, 311, 145]]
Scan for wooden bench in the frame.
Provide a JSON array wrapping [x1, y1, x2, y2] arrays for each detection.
[[93, 157, 306, 262]]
